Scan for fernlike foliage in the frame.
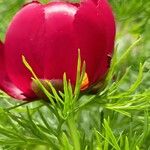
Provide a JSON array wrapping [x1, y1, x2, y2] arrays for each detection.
[[0, 0, 150, 150]]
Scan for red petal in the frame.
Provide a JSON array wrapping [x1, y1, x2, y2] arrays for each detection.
[[1, 79, 27, 100], [43, 2, 78, 84], [4, 2, 45, 97], [0, 41, 28, 100], [97, 0, 116, 55], [74, 0, 108, 85]]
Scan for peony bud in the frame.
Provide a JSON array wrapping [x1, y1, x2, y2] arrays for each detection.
[[0, 0, 115, 100]]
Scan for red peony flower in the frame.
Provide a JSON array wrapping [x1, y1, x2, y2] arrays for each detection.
[[0, 0, 115, 100]]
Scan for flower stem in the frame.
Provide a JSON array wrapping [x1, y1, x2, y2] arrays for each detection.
[[67, 113, 80, 150]]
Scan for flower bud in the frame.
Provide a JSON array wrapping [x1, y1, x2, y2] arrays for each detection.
[[0, 0, 115, 100]]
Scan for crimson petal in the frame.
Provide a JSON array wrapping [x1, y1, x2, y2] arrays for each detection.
[[1, 79, 27, 100], [0, 41, 27, 100], [4, 2, 44, 97], [43, 2, 78, 84], [74, 0, 108, 85], [97, 0, 116, 55]]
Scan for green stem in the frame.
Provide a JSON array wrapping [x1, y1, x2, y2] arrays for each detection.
[[67, 114, 80, 150]]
